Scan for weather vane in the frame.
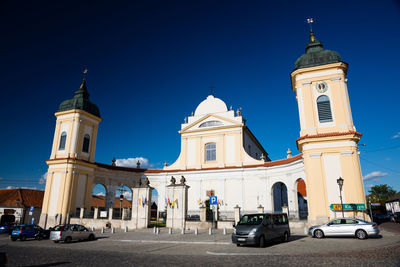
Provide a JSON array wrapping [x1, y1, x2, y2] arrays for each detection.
[[307, 17, 314, 31], [209, 85, 215, 96]]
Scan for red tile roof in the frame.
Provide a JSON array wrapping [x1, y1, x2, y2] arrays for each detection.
[[297, 131, 362, 142], [0, 189, 44, 208]]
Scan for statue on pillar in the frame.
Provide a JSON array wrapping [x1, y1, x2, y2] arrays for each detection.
[[180, 176, 186, 185], [170, 176, 176, 185]]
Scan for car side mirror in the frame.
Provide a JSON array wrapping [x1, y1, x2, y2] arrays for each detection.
[[232, 223, 235, 228]]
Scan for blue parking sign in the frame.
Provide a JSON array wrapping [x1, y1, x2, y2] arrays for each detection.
[[210, 196, 217, 205]]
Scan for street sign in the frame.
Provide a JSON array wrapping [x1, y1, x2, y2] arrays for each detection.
[[29, 206, 34, 216], [210, 196, 218, 205], [370, 203, 381, 206], [330, 203, 366, 211]]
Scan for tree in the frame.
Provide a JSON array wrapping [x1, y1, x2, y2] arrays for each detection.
[[367, 184, 396, 211]]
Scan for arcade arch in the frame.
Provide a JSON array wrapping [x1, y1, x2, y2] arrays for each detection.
[[272, 182, 288, 212]]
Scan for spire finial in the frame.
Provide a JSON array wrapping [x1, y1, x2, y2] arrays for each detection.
[[306, 17, 315, 42], [209, 85, 215, 96], [83, 68, 88, 80]]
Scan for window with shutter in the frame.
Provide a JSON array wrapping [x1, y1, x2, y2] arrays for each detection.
[[317, 95, 333, 122]]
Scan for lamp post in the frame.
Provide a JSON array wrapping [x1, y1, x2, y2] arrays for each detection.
[[337, 177, 344, 218]]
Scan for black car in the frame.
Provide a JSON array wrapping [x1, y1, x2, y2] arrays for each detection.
[[393, 212, 400, 223]]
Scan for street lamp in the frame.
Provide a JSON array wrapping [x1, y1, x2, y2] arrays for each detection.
[[337, 177, 344, 218]]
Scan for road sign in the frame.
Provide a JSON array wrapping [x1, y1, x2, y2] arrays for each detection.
[[210, 196, 218, 205], [330, 203, 366, 211], [370, 203, 381, 206], [29, 206, 34, 215]]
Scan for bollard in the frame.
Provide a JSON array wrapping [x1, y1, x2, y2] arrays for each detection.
[[181, 228, 185, 235], [168, 228, 172, 234], [101, 227, 104, 234], [223, 227, 227, 235], [156, 227, 160, 235], [194, 227, 198, 235], [153, 227, 156, 234], [125, 226, 128, 233], [209, 227, 212, 235], [111, 227, 115, 234]]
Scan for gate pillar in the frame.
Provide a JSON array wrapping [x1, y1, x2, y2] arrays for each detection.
[[166, 176, 189, 230], [131, 178, 153, 229]]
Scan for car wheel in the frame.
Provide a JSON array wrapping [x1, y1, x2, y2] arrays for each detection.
[[282, 232, 289, 242], [11, 236, 17, 241], [314, 229, 324, 239], [236, 243, 240, 247], [65, 236, 72, 243], [259, 235, 266, 248], [20, 235, 26, 241], [356, 229, 367, 240], [88, 234, 95, 241]]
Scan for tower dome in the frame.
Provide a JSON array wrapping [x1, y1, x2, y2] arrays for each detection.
[[194, 95, 228, 116], [58, 79, 101, 118], [294, 30, 342, 70]]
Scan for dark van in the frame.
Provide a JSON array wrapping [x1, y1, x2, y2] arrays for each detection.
[[232, 213, 290, 247]]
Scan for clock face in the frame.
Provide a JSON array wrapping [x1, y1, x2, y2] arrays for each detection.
[[315, 82, 328, 93]]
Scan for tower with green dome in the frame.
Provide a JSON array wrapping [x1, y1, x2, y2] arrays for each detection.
[[39, 77, 102, 228], [291, 29, 367, 225]]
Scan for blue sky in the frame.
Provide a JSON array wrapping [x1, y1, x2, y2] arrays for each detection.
[[0, 0, 399, 194]]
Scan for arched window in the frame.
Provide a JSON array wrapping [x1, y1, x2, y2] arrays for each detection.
[[205, 143, 216, 162], [317, 95, 333, 122], [59, 132, 67, 150], [82, 134, 90, 153], [199, 120, 223, 128]]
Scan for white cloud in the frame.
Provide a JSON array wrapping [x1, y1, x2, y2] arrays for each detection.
[[39, 172, 48, 185], [363, 171, 388, 181], [365, 184, 374, 189], [5, 186, 38, 190], [392, 132, 400, 139], [115, 157, 152, 168], [96, 192, 105, 197]]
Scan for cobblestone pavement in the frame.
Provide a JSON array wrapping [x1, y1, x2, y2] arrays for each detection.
[[0, 223, 399, 266]]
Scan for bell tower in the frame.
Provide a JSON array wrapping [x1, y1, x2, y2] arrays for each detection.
[[39, 77, 101, 228], [291, 29, 367, 225]]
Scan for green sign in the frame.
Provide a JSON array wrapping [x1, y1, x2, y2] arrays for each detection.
[[330, 203, 366, 211]]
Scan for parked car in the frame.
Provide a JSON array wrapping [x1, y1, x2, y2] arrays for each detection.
[[10, 224, 48, 241], [0, 223, 16, 234], [232, 213, 290, 247], [50, 224, 95, 243], [308, 218, 379, 239], [392, 212, 400, 223]]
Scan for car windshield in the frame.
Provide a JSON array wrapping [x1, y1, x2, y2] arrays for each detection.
[[238, 214, 264, 225]]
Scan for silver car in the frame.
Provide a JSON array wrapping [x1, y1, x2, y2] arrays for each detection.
[[50, 224, 96, 243], [308, 218, 379, 239]]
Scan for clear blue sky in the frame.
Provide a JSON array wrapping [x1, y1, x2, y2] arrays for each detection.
[[0, 0, 399, 193]]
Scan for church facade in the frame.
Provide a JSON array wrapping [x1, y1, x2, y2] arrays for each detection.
[[39, 30, 368, 229]]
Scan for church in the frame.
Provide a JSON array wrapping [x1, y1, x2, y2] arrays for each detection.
[[39, 29, 368, 229]]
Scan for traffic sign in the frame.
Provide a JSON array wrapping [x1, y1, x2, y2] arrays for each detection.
[[370, 203, 381, 206], [330, 203, 366, 211], [29, 206, 34, 215], [210, 196, 218, 205]]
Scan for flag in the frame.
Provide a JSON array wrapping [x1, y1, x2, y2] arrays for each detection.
[[139, 198, 141, 206]]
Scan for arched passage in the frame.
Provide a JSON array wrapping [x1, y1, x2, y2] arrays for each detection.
[[92, 184, 107, 218], [272, 182, 288, 212], [151, 188, 159, 224], [296, 179, 308, 219], [114, 186, 132, 219]]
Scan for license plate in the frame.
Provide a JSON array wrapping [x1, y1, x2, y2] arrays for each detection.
[[237, 238, 246, 241]]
